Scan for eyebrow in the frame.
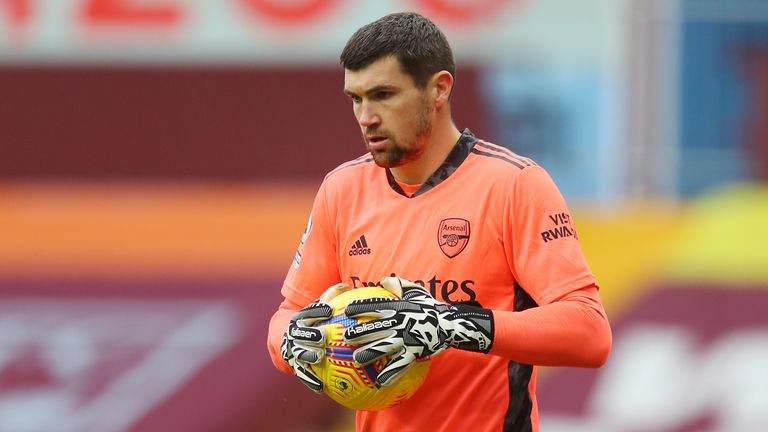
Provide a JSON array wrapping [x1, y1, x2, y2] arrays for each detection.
[[343, 84, 400, 97]]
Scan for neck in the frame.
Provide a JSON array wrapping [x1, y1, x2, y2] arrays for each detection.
[[390, 120, 462, 185]]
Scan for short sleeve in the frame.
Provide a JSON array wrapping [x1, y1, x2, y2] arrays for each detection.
[[504, 165, 597, 306], [281, 180, 342, 306]]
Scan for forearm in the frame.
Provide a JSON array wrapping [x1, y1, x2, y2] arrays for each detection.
[[267, 299, 302, 375], [489, 286, 611, 367]]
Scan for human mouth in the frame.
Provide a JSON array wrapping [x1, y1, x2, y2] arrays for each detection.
[[366, 135, 389, 151]]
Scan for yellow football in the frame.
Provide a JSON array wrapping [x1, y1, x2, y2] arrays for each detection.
[[310, 286, 431, 411]]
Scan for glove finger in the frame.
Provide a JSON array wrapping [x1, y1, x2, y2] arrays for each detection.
[[280, 336, 293, 362], [379, 276, 425, 294], [294, 362, 323, 393], [288, 323, 325, 346], [345, 298, 419, 318], [376, 350, 417, 387], [377, 277, 405, 297], [294, 344, 324, 364], [352, 336, 402, 366], [402, 287, 447, 312], [343, 316, 400, 343], [318, 282, 350, 303], [401, 286, 434, 301], [292, 302, 333, 324]]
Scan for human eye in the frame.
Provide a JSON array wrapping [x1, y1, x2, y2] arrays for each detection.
[[373, 91, 392, 101]]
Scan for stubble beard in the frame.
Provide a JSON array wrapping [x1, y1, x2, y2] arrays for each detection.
[[367, 100, 433, 168]]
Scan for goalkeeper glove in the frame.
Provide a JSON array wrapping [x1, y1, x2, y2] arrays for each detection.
[[281, 283, 349, 393], [343, 277, 494, 386]]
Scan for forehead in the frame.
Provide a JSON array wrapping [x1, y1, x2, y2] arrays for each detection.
[[343, 56, 414, 92]]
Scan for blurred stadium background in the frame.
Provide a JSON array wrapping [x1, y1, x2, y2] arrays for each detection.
[[1, 1, 766, 431]]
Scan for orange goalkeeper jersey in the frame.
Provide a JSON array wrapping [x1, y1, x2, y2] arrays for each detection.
[[268, 130, 606, 431]]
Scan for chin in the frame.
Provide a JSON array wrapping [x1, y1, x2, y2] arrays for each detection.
[[371, 152, 397, 168]]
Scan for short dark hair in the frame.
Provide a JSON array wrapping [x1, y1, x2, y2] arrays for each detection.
[[340, 12, 456, 89]]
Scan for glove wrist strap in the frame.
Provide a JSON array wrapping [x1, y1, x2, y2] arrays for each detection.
[[445, 303, 495, 353]]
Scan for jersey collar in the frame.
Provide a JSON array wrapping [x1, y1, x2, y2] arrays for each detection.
[[386, 128, 478, 198]]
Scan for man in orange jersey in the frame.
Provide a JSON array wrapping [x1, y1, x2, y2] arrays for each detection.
[[267, 12, 611, 432]]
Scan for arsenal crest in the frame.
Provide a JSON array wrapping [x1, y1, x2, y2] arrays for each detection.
[[438, 218, 470, 258]]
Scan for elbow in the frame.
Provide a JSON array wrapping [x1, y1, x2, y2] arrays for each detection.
[[574, 291, 613, 368], [562, 305, 612, 368], [585, 335, 611, 368], [583, 317, 612, 368]]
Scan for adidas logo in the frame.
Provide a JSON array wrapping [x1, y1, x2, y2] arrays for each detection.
[[348, 235, 372, 256]]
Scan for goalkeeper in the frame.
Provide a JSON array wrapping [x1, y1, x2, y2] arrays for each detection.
[[267, 12, 611, 432]]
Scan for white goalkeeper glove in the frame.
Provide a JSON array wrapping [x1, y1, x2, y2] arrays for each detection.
[[281, 283, 350, 393], [342, 277, 494, 386]]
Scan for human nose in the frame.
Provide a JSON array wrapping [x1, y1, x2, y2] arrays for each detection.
[[357, 102, 380, 128]]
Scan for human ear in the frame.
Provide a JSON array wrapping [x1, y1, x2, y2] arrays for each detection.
[[431, 71, 454, 109]]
